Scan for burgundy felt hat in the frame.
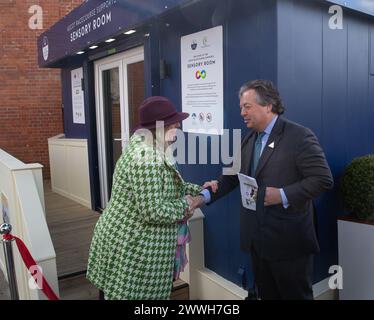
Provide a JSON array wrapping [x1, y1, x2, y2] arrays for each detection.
[[134, 96, 189, 130]]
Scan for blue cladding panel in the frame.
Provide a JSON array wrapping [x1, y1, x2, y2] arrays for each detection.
[[278, 0, 374, 283], [278, 0, 324, 136], [160, 2, 236, 283], [322, 10, 348, 174], [318, 4, 349, 279], [159, 0, 277, 288], [347, 19, 370, 157], [371, 27, 374, 75]]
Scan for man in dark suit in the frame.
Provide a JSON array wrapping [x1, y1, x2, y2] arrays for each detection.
[[191, 80, 333, 300]]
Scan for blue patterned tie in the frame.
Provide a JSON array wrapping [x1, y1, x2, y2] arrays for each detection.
[[251, 132, 265, 176]]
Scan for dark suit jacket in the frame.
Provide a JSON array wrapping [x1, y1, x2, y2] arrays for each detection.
[[208, 116, 333, 261]]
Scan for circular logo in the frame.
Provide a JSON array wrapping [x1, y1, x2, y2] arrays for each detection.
[[195, 70, 207, 79], [191, 40, 197, 50], [42, 36, 49, 61]]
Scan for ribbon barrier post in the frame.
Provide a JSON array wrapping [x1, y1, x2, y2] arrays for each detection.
[[0, 223, 19, 300], [0, 223, 59, 300]]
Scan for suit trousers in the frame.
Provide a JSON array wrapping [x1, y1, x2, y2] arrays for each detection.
[[251, 248, 314, 300]]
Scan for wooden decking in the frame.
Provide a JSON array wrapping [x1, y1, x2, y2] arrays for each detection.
[[44, 180, 100, 299], [44, 180, 100, 278]]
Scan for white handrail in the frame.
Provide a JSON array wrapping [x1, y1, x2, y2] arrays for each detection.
[[0, 148, 59, 300]]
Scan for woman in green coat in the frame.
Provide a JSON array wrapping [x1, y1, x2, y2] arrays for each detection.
[[86, 96, 201, 300]]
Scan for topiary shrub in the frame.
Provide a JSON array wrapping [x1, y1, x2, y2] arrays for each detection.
[[341, 155, 374, 221]]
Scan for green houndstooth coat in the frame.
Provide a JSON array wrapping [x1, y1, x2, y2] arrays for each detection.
[[86, 133, 201, 300]]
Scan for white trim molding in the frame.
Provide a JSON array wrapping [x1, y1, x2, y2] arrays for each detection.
[[313, 277, 337, 300]]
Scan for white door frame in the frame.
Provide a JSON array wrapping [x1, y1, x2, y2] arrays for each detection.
[[94, 46, 144, 208]]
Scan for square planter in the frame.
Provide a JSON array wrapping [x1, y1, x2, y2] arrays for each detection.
[[338, 216, 374, 300]]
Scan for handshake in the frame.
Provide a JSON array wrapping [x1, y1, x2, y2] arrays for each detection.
[[183, 180, 219, 219]]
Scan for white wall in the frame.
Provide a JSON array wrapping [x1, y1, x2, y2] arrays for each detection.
[[48, 134, 92, 208], [338, 219, 374, 300]]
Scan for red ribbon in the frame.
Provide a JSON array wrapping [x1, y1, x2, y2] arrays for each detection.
[[3, 234, 59, 300]]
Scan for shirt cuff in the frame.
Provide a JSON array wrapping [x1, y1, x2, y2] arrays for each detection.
[[199, 189, 211, 204], [280, 188, 289, 209]]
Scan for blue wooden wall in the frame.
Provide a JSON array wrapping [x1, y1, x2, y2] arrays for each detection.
[[158, 0, 278, 288], [159, 0, 374, 287], [60, 0, 374, 289], [277, 0, 374, 283]]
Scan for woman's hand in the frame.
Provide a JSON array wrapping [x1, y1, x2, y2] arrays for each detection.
[[184, 209, 194, 220], [184, 195, 193, 209], [184, 195, 195, 220]]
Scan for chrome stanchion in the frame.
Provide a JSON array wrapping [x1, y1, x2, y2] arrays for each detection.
[[0, 223, 19, 300]]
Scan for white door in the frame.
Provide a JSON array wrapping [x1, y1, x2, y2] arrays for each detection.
[[94, 46, 144, 208]]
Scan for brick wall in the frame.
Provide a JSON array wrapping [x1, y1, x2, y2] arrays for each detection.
[[0, 0, 84, 179]]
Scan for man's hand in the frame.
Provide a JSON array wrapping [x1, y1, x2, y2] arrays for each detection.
[[202, 180, 219, 193], [264, 187, 282, 206]]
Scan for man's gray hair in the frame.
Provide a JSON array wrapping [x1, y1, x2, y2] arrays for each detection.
[[238, 79, 285, 115]]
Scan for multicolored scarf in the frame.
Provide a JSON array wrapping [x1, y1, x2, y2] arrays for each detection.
[[173, 221, 191, 280]]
